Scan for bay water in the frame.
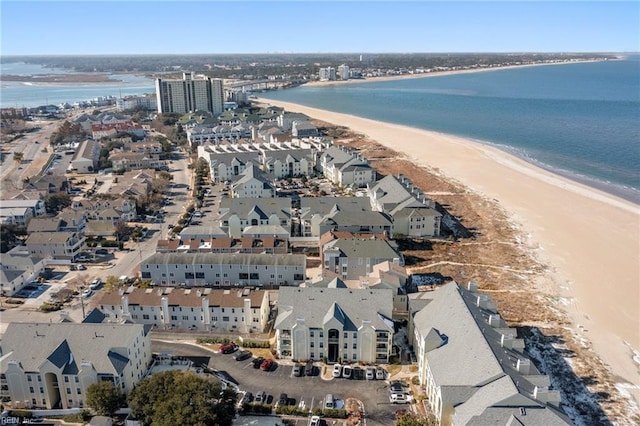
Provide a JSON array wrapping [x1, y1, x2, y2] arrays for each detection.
[[261, 58, 640, 203]]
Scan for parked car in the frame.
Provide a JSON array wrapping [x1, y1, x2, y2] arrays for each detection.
[[342, 365, 352, 379], [389, 393, 409, 404], [276, 393, 288, 407], [89, 278, 102, 290], [376, 366, 386, 380], [309, 415, 321, 426], [292, 363, 303, 377], [76, 264, 86, 270], [81, 289, 93, 298], [389, 381, 409, 394], [324, 394, 334, 409], [252, 357, 264, 369], [254, 391, 265, 404], [332, 364, 342, 378], [366, 366, 376, 380], [304, 360, 314, 376], [260, 359, 274, 371], [220, 342, 238, 354], [234, 350, 252, 361]]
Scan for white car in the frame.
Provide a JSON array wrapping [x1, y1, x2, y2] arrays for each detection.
[[389, 393, 409, 404], [332, 364, 342, 378], [81, 289, 93, 298], [309, 415, 321, 426], [366, 366, 376, 380], [342, 365, 352, 379]]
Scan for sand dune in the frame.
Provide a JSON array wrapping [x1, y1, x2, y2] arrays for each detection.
[[257, 98, 640, 404]]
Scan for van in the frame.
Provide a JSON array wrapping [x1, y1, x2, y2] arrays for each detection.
[[324, 394, 334, 409]]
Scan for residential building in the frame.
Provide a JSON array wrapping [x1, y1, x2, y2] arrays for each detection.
[[230, 165, 276, 199], [115, 94, 157, 112], [197, 144, 261, 183], [274, 287, 394, 363], [291, 121, 319, 138], [408, 282, 569, 426], [0, 199, 46, 225], [25, 231, 85, 261], [318, 145, 375, 187], [318, 67, 336, 81], [140, 252, 306, 287], [178, 225, 227, 240], [187, 123, 252, 145], [296, 197, 378, 238], [0, 322, 151, 409], [322, 238, 403, 281], [368, 174, 441, 237], [261, 147, 314, 179], [361, 261, 409, 318], [0, 249, 46, 296], [70, 140, 101, 173], [155, 72, 224, 115], [96, 286, 270, 333], [110, 152, 164, 172], [218, 197, 292, 238], [337, 64, 350, 80], [91, 123, 145, 139]]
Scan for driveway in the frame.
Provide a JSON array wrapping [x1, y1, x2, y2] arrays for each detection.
[[152, 340, 401, 426]]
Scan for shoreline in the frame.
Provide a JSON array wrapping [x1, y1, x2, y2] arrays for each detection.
[[303, 58, 611, 87], [256, 97, 640, 408]]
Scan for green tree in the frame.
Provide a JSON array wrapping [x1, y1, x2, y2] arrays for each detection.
[[0, 224, 27, 253], [44, 193, 72, 214], [103, 275, 125, 293], [128, 370, 236, 426], [86, 381, 124, 417], [13, 152, 23, 162]]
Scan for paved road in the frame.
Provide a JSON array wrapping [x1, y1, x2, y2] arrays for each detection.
[[152, 340, 400, 426]]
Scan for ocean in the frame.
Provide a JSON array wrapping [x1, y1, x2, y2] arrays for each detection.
[[260, 58, 640, 203], [0, 62, 155, 108]]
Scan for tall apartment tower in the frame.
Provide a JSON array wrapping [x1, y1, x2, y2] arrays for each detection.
[[337, 64, 350, 80], [318, 67, 336, 82], [155, 72, 224, 115]]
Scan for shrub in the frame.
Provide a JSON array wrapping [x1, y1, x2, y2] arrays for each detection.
[[6, 298, 24, 305], [101, 240, 119, 247], [241, 340, 270, 349], [323, 408, 348, 419], [40, 302, 62, 312], [243, 403, 272, 415], [411, 375, 420, 385], [196, 337, 232, 345]]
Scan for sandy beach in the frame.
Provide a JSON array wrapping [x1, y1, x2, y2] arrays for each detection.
[[256, 98, 640, 408]]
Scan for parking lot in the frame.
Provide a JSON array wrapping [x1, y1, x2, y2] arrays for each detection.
[[152, 340, 402, 426]]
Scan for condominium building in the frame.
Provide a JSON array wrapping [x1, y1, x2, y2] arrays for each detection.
[[274, 287, 394, 363], [337, 64, 350, 80], [97, 286, 270, 333], [0, 322, 151, 410], [155, 72, 224, 115]]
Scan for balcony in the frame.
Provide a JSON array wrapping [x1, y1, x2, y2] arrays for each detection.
[[327, 338, 339, 344]]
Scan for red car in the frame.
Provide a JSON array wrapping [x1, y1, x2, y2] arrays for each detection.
[[220, 342, 238, 354], [260, 359, 273, 371]]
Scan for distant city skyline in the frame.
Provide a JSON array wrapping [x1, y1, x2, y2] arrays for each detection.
[[1, 1, 638, 56]]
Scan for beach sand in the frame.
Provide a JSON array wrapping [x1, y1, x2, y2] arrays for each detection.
[[256, 98, 640, 407]]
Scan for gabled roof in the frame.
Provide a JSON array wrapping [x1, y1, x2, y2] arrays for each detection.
[[275, 287, 394, 332]]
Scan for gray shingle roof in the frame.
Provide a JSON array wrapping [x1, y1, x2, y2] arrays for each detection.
[[0, 322, 147, 374], [219, 198, 292, 220], [275, 287, 394, 331], [324, 239, 400, 260], [299, 197, 371, 218]]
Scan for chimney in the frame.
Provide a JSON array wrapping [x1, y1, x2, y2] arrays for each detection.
[[488, 314, 501, 327], [467, 281, 478, 292], [516, 358, 531, 374], [476, 294, 489, 309], [534, 387, 561, 407]]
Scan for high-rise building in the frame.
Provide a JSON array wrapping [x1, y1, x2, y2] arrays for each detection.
[[338, 64, 350, 80], [155, 72, 224, 115], [318, 67, 336, 81]]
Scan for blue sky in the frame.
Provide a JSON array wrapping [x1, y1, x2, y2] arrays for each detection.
[[1, 1, 638, 55]]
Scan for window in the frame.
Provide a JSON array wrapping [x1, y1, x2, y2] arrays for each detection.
[[143, 314, 149, 320], [67, 388, 71, 394], [353, 343, 357, 349], [239, 273, 249, 280], [29, 387, 34, 393], [343, 343, 347, 349], [76, 388, 81, 394], [64, 376, 69, 383], [310, 342, 314, 347], [250, 273, 259, 280], [344, 332, 348, 339], [75, 377, 79, 383], [195, 272, 205, 279], [310, 331, 314, 337], [319, 342, 324, 348], [222, 316, 229, 322]]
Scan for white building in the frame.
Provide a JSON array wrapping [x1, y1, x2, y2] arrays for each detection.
[[274, 287, 394, 363], [70, 140, 101, 174], [368, 174, 441, 237], [0, 322, 151, 409], [116, 95, 157, 112], [97, 286, 270, 333], [155, 72, 224, 115], [318, 67, 336, 81], [0, 199, 46, 225], [337, 64, 350, 80], [140, 252, 306, 287], [230, 165, 276, 199], [318, 145, 375, 188], [0, 249, 46, 296], [408, 282, 569, 425]]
